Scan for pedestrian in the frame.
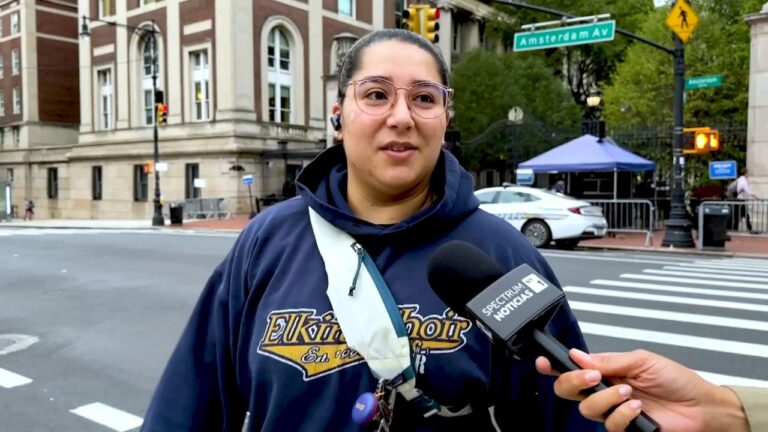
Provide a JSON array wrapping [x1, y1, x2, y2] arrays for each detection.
[[552, 178, 566, 194], [735, 168, 757, 232], [143, 29, 595, 432], [536, 349, 764, 432], [23, 199, 34, 221]]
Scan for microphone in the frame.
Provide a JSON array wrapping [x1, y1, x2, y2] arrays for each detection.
[[427, 240, 659, 432]]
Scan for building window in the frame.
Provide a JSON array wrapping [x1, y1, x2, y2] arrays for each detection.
[[98, 69, 112, 130], [338, 0, 354, 18], [190, 50, 210, 121], [332, 35, 357, 73], [92, 166, 103, 200], [0, 92, 5, 117], [0, 54, 4, 78], [185, 163, 200, 199], [133, 164, 148, 201], [142, 38, 158, 126], [47, 168, 58, 199], [0, 129, 4, 149], [99, 0, 113, 18], [12, 87, 20, 114], [6, 167, 12, 182], [267, 27, 292, 124], [12, 126, 19, 147], [11, 12, 19, 35], [12, 49, 19, 75]]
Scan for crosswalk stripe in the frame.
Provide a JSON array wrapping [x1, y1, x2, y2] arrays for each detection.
[[677, 262, 768, 272], [643, 269, 768, 282], [691, 261, 768, 271], [70, 402, 143, 432], [542, 253, 674, 265], [590, 279, 768, 301], [695, 371, 768, 388], [579, 322, 768, 358], [620, 274, 768, 290], [0, 367, 33, 388], [569, 301, 768, 331], [564, 286, 768, 312], [661, 266, 768, 277]]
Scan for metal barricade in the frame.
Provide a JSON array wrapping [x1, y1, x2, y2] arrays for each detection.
[[179, 198, 231, 220], [698, 200, 768, 242], [587, 199, 655, 247]]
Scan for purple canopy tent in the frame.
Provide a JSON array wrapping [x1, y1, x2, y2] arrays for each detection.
[[518, 134, 655, 199]]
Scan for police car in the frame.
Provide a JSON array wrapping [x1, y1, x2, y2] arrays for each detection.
[[474, 184, 608, 249]]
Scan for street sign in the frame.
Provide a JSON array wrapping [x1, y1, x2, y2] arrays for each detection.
[[193, 178, 207, 188], [242, 174, 254, 185], [155, 162, 168, 172], [516, 168, 534, 186], [709, 161, 737, 180], [685, 74, 722, 90], [666, 0, 698, 43], [513, 20, 616, 52]]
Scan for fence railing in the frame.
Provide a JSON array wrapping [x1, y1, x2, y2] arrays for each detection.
[[165, 198, 231, 220], [697, 200, 768, 245], [586, 199, 655, 247]]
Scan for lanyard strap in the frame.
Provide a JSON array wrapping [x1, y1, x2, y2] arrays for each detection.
[[308, 208, 472, 418]]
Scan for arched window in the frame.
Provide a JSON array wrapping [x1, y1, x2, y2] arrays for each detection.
[[267, 27, 292, 123], [142, 37, 157, 126]]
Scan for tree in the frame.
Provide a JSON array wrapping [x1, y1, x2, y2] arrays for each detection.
[[451, 49, 580, 171], [484, 0, 654, 117]]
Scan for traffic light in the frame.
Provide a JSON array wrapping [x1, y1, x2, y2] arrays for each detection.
[[156, 103, 168, 126], [683, 127, 720, 155], [403, 6, 421, 33], [143, 160, 154, 174], [421, 7, 440, 43]]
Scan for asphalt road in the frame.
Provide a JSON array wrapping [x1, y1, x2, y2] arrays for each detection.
[[1, 229, 767, 431]]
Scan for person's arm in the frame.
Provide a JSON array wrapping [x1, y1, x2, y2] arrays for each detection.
[[535, 349, 751, 432], [142, 232, 256, 431], [729, 386, 768, 432]]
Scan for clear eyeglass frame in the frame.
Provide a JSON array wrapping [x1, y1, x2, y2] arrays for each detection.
[[344, 77, 454, 119]]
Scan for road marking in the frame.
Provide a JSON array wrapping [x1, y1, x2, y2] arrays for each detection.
[[579, 322, 768, 358], [691, 261, 768, 271], [0, 334, 39, 356], [564, 286, 768, 312], [569, 301, 768, 331], [696, 370, 768, 388], [542, 253, 678, 265], [0, 367, 33, 388], [620, 274, 768, 290], [661, 266, 768, 277], [590, 279, 768, 301], [70, 402, 143, 432], [643, 269, 768, 282]]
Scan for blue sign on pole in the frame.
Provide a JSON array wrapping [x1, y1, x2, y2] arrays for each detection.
[[242, 174, 254, 185], [708, 161, 737, 180], [516, 168, 534, 186]]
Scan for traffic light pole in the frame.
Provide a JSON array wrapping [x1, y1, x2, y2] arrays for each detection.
[[661, 36, 694, 247], [150, 25, 165, 227]]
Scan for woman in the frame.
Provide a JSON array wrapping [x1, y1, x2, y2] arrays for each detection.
[[143, 29, 595, 431]]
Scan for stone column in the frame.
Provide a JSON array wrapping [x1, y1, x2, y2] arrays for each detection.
[[745, 3, 768, 198]]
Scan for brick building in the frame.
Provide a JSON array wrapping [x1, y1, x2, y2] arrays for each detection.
[[0, 0, 79, 219]]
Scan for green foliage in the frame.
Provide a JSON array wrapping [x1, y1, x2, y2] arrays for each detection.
[[450, 49, 580, 170]]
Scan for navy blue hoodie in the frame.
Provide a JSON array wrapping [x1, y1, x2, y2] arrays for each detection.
[[142, 146, 598, 432]]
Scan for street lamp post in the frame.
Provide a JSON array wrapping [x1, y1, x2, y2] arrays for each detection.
[[80, 16, 165, 226]]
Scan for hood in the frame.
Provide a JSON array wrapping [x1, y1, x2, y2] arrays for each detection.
[[296, 145, 478, 239]]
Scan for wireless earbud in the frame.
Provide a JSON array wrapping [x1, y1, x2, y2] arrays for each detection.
[[330, 115, 342, 131]]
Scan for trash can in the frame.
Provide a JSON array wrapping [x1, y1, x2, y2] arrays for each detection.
[[169, 202, 184, 226], [701, 204, 730, 250]]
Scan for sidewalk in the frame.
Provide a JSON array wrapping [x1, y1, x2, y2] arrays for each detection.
[[3, 217, 767, 258]]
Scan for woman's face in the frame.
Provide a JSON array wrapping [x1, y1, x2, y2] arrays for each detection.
[[333, 40, 449, 201]]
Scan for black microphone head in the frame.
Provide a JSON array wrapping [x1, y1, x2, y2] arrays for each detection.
[[427, 240, 505, 313]]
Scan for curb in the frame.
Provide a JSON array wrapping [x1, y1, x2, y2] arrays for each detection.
[[577, 243, 768, 259]]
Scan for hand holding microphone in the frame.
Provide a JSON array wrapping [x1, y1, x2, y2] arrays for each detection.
[[427, 240, 659, 432]]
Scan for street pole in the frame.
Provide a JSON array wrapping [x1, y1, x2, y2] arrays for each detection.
[[661, 35, 694, 247], [248, 184, 256, 219], [150, 22, 164, 227]]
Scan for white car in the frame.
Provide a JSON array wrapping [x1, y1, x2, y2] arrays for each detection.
[[474, 184, 608, 249]]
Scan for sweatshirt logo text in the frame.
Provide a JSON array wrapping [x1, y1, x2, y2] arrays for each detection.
[[258, 305, 471, 380]]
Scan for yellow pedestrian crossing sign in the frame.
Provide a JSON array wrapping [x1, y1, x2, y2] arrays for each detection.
[[666, 0, 698, 43]]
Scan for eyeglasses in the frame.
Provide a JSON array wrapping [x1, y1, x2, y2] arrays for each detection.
[[344, 77, 453, 119]]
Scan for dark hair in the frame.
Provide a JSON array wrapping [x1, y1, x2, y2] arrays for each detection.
[[741, 167, 748, 175], [336, 29, 449, 101]]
